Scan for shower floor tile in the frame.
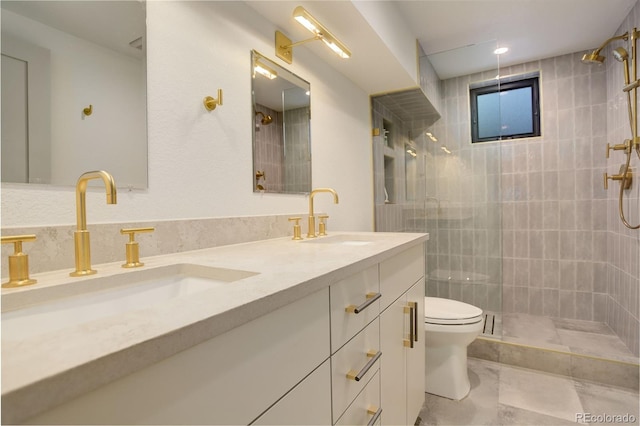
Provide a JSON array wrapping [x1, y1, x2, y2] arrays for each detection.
[[551, 317, 614, 335], [501, 313, 562, 346], [501, 313, 639, 362], [557, 329, 635, 358], [418, 358, 640, 426]]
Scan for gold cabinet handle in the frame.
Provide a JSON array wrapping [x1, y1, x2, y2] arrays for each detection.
[[367, 406, 383, 426], [411, 301, 418, 343], [1, 235, 37, 288], [403, 301, 418, 348], [345, 292, 381, 314], [403, 303, 415, 348], [346, 350, 381, 382]]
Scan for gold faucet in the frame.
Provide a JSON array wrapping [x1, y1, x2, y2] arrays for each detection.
[[70, 171, 117, 277], [307, 188, 339, 238]]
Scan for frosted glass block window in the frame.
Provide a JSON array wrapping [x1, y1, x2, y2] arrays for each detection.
[[470, 75, 540, 143]]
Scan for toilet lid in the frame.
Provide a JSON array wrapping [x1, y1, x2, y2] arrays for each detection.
[[424, 297, 483, 325]]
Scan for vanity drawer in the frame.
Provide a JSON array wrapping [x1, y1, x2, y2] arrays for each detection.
[[330, 265, 379, 353], [335, 370, 381, 426], [331, 318, 380, 421], [380, 244, 424, 311]]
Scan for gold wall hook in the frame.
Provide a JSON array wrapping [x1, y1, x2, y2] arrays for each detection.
[[203, 89, 223, 111], [83, 104, 93, 116], [1, 235, 37, 288], [120, 227, 155, 268]]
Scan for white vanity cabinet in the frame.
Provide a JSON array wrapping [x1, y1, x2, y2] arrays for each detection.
[[379, 244, 425, 426], [12, 235, 428, 426], [26, 288, 331, 425], [252, 360, 332, 425]]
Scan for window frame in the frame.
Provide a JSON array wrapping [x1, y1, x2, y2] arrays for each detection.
[[470, 75, 541, 143]]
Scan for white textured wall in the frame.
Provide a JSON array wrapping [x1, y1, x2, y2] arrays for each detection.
[[1, 1, 374, 232], [1, 9, 146, 188]]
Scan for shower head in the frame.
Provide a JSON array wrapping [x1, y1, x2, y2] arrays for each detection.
[[581, 51, 605, 65], [613, 47, 629, 62], [255, 111, 273, 125], [581, 32, 630, 65], [613, 47, 631, 86]]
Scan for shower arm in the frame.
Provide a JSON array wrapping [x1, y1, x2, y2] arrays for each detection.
[[593, 33, 629, 57]]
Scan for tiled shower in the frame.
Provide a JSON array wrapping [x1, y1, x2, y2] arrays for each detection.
[[373, 5, 639, 358]]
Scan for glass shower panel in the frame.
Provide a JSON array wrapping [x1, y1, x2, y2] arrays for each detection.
[[423, 41, 502, 336]]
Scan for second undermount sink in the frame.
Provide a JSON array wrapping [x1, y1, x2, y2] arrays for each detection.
[[1, 263, 259, 341], [302, 234, 375, 246]]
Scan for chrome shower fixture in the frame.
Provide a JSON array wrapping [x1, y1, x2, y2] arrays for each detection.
[[255, 111, 273, 125]]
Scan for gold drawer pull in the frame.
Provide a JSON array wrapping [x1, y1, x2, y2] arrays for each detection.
[[345, 292, 381, 314], [367, 406, 383, 426], [346, 350, 381, 382], [403, 301, 418, 348]]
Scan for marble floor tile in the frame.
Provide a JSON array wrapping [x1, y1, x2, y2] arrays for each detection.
[[419, 358, 640, 426], [497, 404, 578, 425], [418, 359, 500, 425], [498, 365, 584, 422], [574, 380, 640, 425]]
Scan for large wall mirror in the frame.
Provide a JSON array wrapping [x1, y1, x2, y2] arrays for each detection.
[[252, 50, 311, 194], [1, 1, 147, 189]]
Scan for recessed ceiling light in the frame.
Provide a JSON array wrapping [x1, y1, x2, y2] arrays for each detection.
[[494, 47, 509, 55]]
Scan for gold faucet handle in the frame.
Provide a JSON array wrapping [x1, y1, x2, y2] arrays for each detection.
[[1, 235, 37, 288], [606, 141, 629, 158], [317, 215, 329, 236], [120, 227, 155, 268], [604, 165, 633, 190], [288, 217, 303, 241]]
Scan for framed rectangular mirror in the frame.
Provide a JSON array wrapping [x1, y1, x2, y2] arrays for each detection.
[[1, 1, 147, 189], [251, 50, 311, 194]]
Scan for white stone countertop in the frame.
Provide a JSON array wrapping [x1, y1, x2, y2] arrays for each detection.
[[1, 231, 428, 424]]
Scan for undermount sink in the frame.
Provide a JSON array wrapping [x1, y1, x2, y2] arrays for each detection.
[[1, 263, 259, 341], [302, 234, 375, 246]]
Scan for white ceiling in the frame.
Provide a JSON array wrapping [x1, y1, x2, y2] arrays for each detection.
[[396, 0, 639, 79], [1, 1, 145, 59], [248, 0, 638, 89], [5, 1, 636, 89]]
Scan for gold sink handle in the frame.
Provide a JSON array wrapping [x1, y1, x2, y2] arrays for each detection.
[[1, 235, 37, 288], [120, 227, 155, 268], [288, 217, 303, 241], [317, 215, 329, 236]]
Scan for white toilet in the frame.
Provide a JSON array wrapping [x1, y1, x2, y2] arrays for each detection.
[[424, 297, 484, 400]]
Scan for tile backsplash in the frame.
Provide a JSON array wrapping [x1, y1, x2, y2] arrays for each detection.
[[1, 214, 299, 277]]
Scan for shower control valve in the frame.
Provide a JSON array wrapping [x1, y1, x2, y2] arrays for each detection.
[[603, 165, 633, 190], [606, 141, 630, 158]]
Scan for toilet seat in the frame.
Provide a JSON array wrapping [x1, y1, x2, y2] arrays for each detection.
[[424, 297, 483, 325]]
